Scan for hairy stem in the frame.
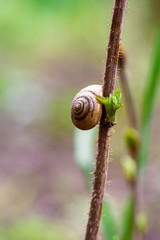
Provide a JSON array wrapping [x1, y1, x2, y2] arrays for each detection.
[[84, 1, 127, 240]]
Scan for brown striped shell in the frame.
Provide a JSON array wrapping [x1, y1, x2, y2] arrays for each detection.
[[71, 85, 102, 130]]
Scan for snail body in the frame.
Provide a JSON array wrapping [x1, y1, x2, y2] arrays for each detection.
[[71, 85, 103, 130]]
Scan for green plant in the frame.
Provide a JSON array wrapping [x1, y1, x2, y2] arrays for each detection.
[[72, 10, 160, 240]]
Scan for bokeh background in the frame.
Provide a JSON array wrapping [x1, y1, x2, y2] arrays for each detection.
[[0, 0, 160, 239]]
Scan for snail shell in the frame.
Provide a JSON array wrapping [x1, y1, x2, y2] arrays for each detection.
[[71, 85, 103, 130]]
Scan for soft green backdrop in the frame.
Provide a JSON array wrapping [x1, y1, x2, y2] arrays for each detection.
[[0, 0, 159, 239]]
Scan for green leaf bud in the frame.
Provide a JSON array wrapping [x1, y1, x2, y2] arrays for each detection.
[[124, 128, 140, 155], [136, 212, 148, 235], [97, 88, 123, 123], [121, 156, 137, 182]]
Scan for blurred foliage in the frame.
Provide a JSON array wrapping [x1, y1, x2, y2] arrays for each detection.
[[0, 0, 159, 138], [124, 128, 140, 156], [135, 212, 148, 235], [121, 196, 134, 240], [138, 30, 160, 172], [0, 0, 111, 60], [0, 0, 159, 240], [0, 217, 78, 240], [47, 90, 75, 137]]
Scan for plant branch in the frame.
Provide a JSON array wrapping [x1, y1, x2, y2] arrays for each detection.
[[118, 47, 145, 240], [118, 46, 138, 130], [84, 1, 127, 240]]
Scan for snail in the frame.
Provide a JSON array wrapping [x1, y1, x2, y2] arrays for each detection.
[[71, 85, 103, 130]]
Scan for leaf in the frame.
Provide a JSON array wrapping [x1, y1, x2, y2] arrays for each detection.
[[138, 29, 160, 172], [121, 196, 134, 240], [115, 88, 121, 102], [102, 201, 118, 240], [97, 88, 122, 123], [74, 128, 96, 186]]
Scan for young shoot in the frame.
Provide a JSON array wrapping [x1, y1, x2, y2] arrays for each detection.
[[97, 88, 123, 123]]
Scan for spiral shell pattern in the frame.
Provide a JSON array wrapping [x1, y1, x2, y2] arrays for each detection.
[[71, 85, 102, 130]]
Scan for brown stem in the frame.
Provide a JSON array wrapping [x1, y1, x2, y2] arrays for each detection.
[[84, 1, 127, 240]]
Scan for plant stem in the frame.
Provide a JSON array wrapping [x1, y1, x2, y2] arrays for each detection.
[[84, 1, 127, 239], [118, 47, 138, 130], [118, 47, 145, 240]]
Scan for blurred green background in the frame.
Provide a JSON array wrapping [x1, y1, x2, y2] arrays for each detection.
[[0, 0, 160, 239]]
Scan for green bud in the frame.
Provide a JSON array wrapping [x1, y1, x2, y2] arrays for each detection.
[[124, 128, 140, 155], [121, 156, 137, 182], [97, 88, 123, 123], [136, 212, 147, 235]]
